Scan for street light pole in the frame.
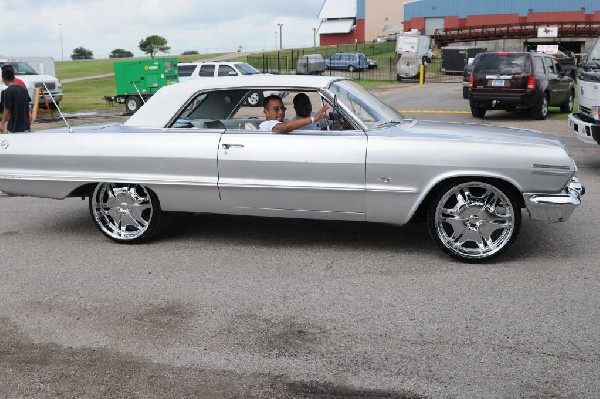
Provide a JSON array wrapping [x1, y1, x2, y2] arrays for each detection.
[[59, 24, 64, 61], [313, 27, 317, 47], [277, 23, 283, 50]]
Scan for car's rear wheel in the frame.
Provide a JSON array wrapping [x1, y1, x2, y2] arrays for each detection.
[[462, 87, 468, 99], [89, 183, 164, 243], [560, 90, 574, 113], [470, 104, 486, 117], [533, 93, 549, 120], [427, 180, 521, 262]]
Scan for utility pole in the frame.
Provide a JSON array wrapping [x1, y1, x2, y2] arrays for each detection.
[[277, 23, 283, 50], [313, 27, 317, 47], [59, 23, 64, 61]]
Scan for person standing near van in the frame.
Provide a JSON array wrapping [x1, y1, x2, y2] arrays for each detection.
[[0, 67, 30, 133]]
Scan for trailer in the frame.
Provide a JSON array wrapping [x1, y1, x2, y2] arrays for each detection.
[[441, 46, 486, 74], [104, 58, 178, 113]]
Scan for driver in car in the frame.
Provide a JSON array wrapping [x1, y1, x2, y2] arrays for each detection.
[[259, 95, 329, 133]]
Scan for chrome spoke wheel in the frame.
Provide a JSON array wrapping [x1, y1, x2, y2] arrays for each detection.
[[90, 183, 160, 243], [429, 181, 520, 261]]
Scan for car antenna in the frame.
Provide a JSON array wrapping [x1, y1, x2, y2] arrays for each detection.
[[131, 82, 146, 105], [42, 82, 73, 133]]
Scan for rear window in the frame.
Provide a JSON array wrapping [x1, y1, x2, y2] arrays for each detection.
[[473, 54, 530, 75], [178, 65, 196, 77]]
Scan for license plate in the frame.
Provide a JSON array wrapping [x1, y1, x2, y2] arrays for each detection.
[[491, 79, 505, 87]]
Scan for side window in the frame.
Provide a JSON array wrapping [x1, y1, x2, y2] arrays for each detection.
[[544, 57, 555, 74], [178, 65, 196, 77], [533, 57, 545, 75], [199, 65, 215, 77], [169, 90, 248, 129], [218, 65, 237, 76]]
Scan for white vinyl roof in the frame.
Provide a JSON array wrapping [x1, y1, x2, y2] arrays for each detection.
[[318, 19, 355, 35], [125, 75, 344, 128], [318, 0, 356, 19]]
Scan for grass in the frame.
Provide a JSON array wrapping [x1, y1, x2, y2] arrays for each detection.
[[61, 77, 116, 112]]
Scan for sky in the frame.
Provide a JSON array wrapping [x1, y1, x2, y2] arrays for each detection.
[[0, 0, 326, 60]]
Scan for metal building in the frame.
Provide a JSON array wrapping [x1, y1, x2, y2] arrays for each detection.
[[403, 0, 600, 53]]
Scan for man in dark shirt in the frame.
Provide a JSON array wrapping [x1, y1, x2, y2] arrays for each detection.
[[0, 67, 30, 133]]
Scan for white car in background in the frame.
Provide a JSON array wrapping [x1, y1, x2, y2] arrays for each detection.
[[0, 60, 63, 107], [178, 61, 287, 106]]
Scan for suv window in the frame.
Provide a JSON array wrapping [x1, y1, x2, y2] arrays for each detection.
[[473, 54, 530, 74], [218, 65, 236, 76], [199, 65, 215, 77], [533, 56, 545, 75], [178, 65, 196, 77], [544, 57, 556, 74]]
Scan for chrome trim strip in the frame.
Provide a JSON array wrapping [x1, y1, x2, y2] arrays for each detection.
[[532, 164, 571, 170], [0, 174, 216, 187]]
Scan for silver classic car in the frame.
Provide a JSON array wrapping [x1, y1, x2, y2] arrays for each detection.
[[0, 75, 584, 262]]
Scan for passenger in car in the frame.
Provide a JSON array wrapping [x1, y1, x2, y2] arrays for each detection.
[[259, 95, 329, 133], [292, 93, 326, 130]]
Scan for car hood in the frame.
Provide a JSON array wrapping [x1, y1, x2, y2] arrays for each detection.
[[397, 119, 566, 148]]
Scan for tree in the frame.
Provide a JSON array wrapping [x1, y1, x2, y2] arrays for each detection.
[[181, 50, 199, 55], [138, 35, 170, 58], [71, 46, 93, 60], [109, 48, 134, 59]]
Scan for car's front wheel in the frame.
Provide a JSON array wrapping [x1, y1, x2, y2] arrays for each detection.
[[348, 65, 355, 72], [89, 183, 164, 243], [427, 180, 521, 262], [560, 90, 574, 113]]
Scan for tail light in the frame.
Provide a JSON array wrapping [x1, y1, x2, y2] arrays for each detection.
[[527, 75, 536, 90], [469, 75, 474, 88]]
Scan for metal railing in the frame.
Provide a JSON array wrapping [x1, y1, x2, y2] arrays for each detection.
[[247, 54, 463, 84]]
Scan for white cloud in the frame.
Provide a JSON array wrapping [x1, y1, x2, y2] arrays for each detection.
[[0, 0, 325, 59]]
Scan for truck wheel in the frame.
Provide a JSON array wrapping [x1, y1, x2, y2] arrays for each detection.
[[348, 65, 355, 72], [245, 91, 263, 107], [470, 104, 486, 118], [126, 96, 142, 113]]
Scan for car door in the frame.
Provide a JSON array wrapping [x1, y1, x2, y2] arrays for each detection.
[[543, 56, 568, 104], [217, 126, 367, 217]]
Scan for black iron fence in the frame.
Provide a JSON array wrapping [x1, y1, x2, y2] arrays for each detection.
[[247, 54, 463, 84]]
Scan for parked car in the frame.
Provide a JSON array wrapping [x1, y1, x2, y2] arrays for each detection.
[[0, 60, 63, 108], [296, 54, 325, 75], [325, 52, 368, 72], [367, 58, 378, 69], [0, 75, 584, 262], [469, 51, 574, 119], [178, 61, 286, 106]]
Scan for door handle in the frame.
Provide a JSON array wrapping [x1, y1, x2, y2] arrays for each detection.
[[221, 144, 244, 149]]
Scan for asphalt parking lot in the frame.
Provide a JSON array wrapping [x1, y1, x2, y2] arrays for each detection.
[[1, 83, 599, 398]]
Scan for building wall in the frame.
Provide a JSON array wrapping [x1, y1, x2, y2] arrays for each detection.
[[405, 0, 600, 20], [363, 0, 409, 42]]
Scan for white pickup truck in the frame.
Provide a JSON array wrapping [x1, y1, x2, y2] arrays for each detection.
[[568, 38, 600, 145], [177, 61, 287, 106], [0, 57, 63, 108]]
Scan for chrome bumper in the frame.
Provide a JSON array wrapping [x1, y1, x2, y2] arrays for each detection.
[[524, 177, 584, 222], [568, 113, 600, 145]]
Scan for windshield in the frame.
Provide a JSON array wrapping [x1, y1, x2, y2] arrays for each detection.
[[235, 63, 260, 75], [0, 61, 38, 75], [473, 54, 530, 74], [327, 80, 405, 128]]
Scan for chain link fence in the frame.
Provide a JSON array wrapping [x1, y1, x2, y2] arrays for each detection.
[[247, 51, 463, 84]]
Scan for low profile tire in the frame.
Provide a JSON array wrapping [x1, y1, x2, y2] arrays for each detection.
[[470, 105, 486, 118], [533, 93, 549, 120], [245, 91, 263, 107], [89, 183, 164, 244], [427, 180, 521, 262], [348, 65, 355, 72], [125, 96, 142, 113], [462, 87, 468, 99], [560, 90, 574, 113]]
